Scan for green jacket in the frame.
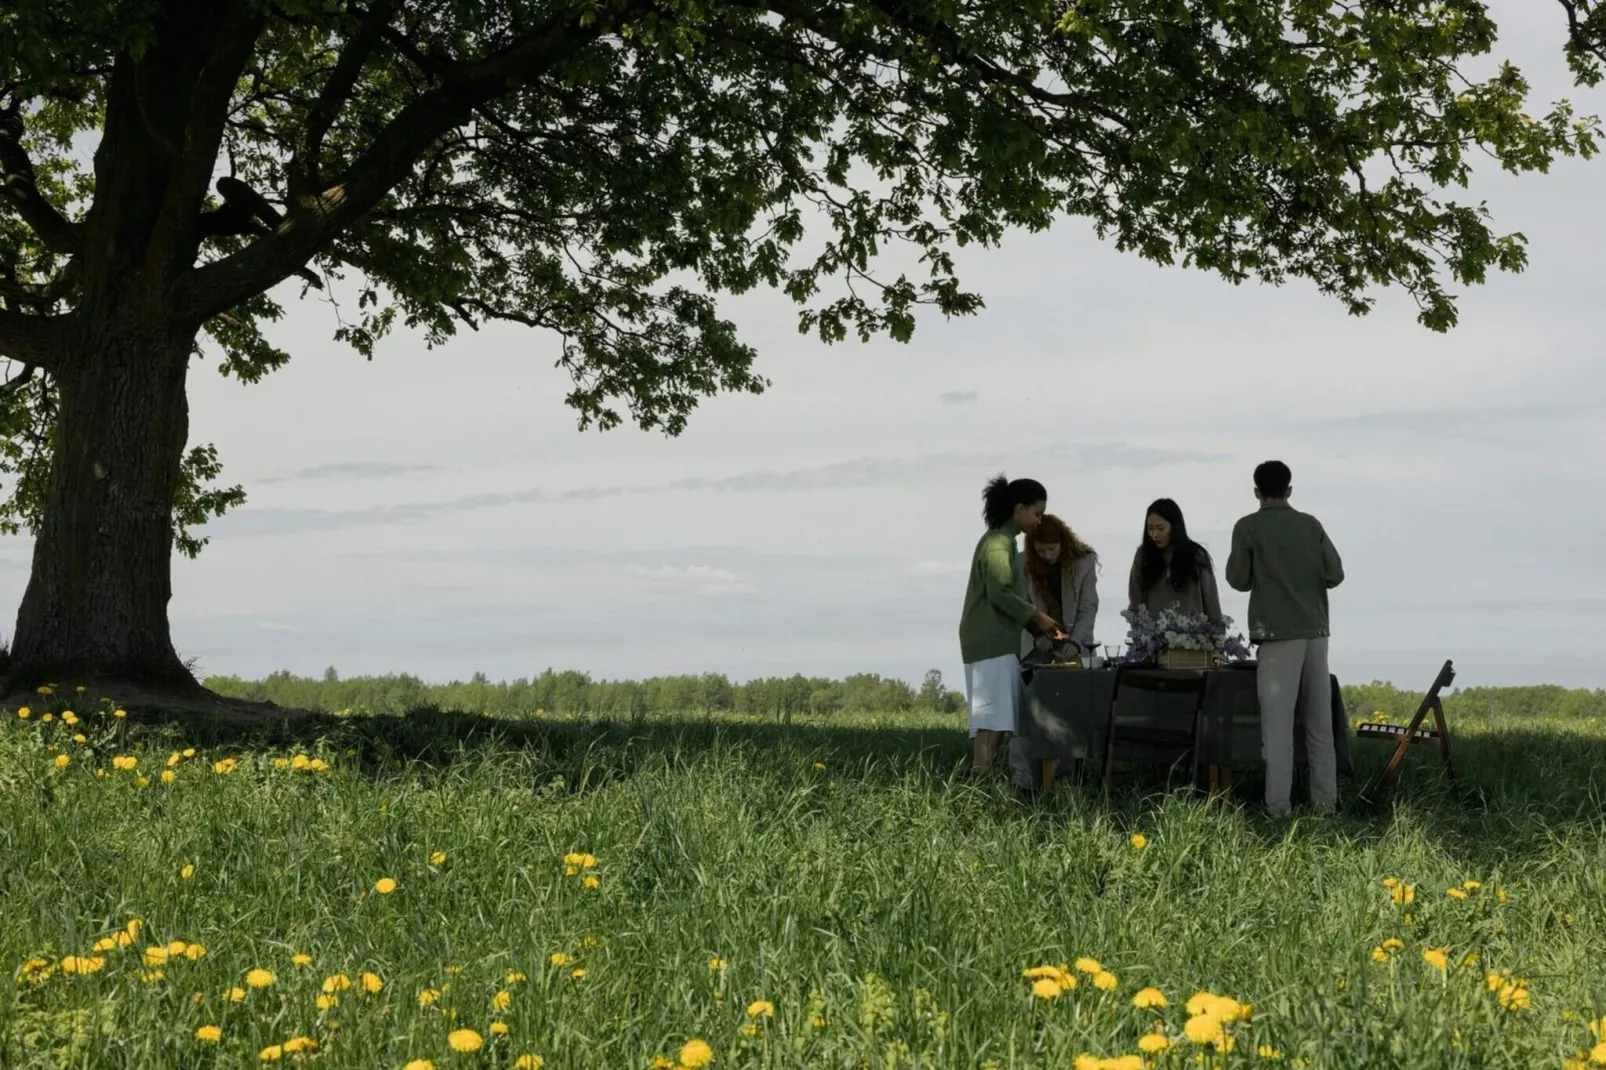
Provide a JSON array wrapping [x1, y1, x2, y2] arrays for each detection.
[[1224, 499, 1344, 642], [958, 519, 1040, 664]]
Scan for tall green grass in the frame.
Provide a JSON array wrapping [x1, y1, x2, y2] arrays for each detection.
[[3, 689, 1604, 1068]]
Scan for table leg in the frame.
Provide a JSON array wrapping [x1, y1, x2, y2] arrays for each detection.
[[1040, 759, 1055, 792]]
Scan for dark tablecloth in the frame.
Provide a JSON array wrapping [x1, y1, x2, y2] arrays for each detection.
[[1019, 666, 1353, 777]]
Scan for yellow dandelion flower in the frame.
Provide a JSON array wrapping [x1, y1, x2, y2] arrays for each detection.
[[492, 989, 513, 1010], [260, 1044, 283, 1062], [374, 877, 398, 895], [417, 988, 440, 1006], [747, 1000, 775, 1018], [322, 973, 352, 993], [1138, 1033, 1171, 1054], [17, 706, 31, 718], [134, 775, 150, 787], [185, 943, 207, 961], [212, 758, 238, 774], [72, 733, 86, 743], [1446, 887, 1468, 900], [1422, 949, 1449, 973], [317, 994, 339, 1010], [678, 1039, 713, 1068], [1497, 983, 1530, 1010], [813, 761, 826, 770], [112, 755, 137, 771], [283, 1037, 318, 1054], [507, 971, 527, 984], [403, 1061, 433, 1070], [583, 875, 600, 890], [59, 955, 106, 975], [490, 1021, 510, 1036], [430, 851, 447, 865], [1390, 883, 1415, 906], [167, 752, 182, 768], [1371, 947, 1389, 963], [226, 986, 246, 1002], [1132, 987, 1168, 1008], [291, 754, 311, 770], [1463, 880, 1481, 890], [139, 969, 166, 983], [447, 1029, 484, 1053], [42, 712, 54, 723], [1130, 833, 1148, 849], [36, 685, 52, 695], [1074, 957, 1103, 975], [360, 971, 383, 993], [195, 1025, 222, 1042], [569, 968, 585, 980], [1031, 978, 1064, 1000], [291, 954, 312, 967], [1497, 888, 1509, 903], [811, 1014, 828, 1028], [549, 952, 571, 967], [708, 957, 727, 971], [1093, 970, 1119, 991], [650, 1057, 675, 1069], [183, 747, 196, 757], [143, 946, 169, 967], [1259, 1045, 1283, 1059], [160, 770, 174, 784], [113, 707, 126, 718], [246, 968, 274, 988], [1382, 938, 1404, 951], [92, 936, 119, 952], [1589, 1042, 1606, 1064], [1184, 1015, 1228, 1046], [309, 758, 329, 771], [514, 1057, 545, 1070], [61, 711, 78, 726], [54, 754, 70, 769]]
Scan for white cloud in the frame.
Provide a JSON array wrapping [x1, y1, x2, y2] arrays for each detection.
[[622, 564, 758, 597]]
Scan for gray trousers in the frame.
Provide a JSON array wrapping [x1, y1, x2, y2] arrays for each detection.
[[1257, 637, 1337, 814]]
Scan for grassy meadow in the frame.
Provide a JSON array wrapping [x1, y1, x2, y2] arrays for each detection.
[[3, 677, 1606, 1069]]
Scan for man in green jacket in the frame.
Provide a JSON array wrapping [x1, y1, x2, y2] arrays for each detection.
[[1225, 460, 1345, 816]]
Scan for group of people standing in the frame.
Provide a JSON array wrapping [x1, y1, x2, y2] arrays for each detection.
[[957, 462, 1345, 816]]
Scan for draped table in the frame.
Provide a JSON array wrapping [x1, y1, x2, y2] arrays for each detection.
[[1018, 665, 1353, 784]]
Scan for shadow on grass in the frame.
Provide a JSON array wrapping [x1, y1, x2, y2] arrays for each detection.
[[119, 704, 1606, 868]]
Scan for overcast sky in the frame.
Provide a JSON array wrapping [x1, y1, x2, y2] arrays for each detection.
[[2, 1, 1603, 692]]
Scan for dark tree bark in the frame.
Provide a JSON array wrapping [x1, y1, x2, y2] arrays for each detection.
[[8, 325, 196, 689], [3, 0, 263, 693]]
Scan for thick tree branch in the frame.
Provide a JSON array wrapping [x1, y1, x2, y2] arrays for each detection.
[[178, 1, 657, 323], [0, 309, 71, 370], [1559, 0, 1606, 68], [0, 105, 84, 256], [289, 0, 403, 203]]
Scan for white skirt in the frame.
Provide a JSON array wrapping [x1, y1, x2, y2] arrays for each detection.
[[964, 653, 1024, 736]]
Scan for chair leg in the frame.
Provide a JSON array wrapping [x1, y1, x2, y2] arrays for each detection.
[[1040, 759, 1055, 792]]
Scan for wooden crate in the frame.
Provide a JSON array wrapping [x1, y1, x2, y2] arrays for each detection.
[[1160, 648, 1211, 670]]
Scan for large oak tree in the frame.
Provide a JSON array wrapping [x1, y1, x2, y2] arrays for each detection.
[[0, 0, 1597, 695]]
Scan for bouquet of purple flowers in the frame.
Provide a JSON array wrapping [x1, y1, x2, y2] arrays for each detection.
[[1120, 604, 1252, 664]]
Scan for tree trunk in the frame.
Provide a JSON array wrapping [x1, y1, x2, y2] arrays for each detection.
[[7, 325, 196, 690]]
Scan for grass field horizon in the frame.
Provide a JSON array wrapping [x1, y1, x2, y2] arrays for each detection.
[[4, 671, 1605, 1068]]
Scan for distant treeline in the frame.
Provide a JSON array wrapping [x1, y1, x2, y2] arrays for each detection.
[[204, 667, 966, 719], [204, 667, 1606, 722]]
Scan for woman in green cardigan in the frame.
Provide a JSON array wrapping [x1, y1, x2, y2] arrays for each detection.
[[959, 474, 1066, 777]]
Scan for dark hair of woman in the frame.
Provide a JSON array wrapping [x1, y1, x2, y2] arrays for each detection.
[[1137, 497, 1211, 593], [981, 474, 1048, 529]]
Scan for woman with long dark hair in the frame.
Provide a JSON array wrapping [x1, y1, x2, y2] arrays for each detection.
[[959, 474, 1065, 778], [1127, 498, 1224, 626]]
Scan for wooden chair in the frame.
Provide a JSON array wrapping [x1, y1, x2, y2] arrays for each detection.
[[1103, 668, 1209, 795], [1357, 660, 1458, 805]]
